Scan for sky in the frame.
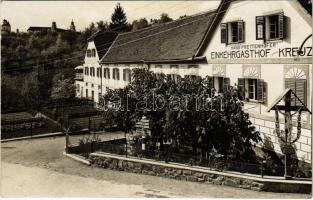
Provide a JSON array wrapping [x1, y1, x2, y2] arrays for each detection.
[[1, 1, 221, 32]]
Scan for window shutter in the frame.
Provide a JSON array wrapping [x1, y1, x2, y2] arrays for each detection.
[[223, 78, 230, 92], [278, 12, 286, 39], [256, 79, 264, 102], [295, 79, 307, 106], [256, 16, 265, 40], [221, 23, 228, 44], [103, 68, 106, 78], [238, 21, 245, 43], [208, 76, 214, 89], [117, 69, 120, 80], [238, 78, 245, 100], [285, 78, 296, 105]]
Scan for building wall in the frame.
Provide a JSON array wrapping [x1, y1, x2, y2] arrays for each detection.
[[200, 0, 312, 163], [75, 0, 312, 162]]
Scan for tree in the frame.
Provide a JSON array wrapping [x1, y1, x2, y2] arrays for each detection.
[[109, 3, 130, 32], [132, 18, 149, 31], [150, 13, 173, 25], [51, 78, 76, 101], [159, 13, 173, 23], [83, 22, 97, 39], [100, 68, 261, 162], [97, 20, 109, 31]]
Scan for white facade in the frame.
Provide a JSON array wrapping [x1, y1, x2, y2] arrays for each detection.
[[76, 0, 312, 162]]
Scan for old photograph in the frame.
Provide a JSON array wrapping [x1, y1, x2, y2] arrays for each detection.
[[1, 0, 312, 198]]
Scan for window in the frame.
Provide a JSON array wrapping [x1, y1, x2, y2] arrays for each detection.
[[98, 93, 102, 101], [113, 68, 120, 80], [91, 49, 96, 57], [210, 77, 230, 93], [221, 21, 245, 44], [96, 68, 102, 78], [91, 90, 94, 100], [86, 89, 88, 98], [76, 84, 80, 92], [170, 65, 179, 69], [185, 75, 201, 81], [187, 65, 199, 69], [256, 13, 286, 41], [123, 68, 132, 82], [238, 78, 264, 102], [285, 78, 307, 106], [103, 68, 110, 79], [86, 50, 91, 57], [90, 67, 95, 77], [168, 74, 181, 82], [84, 67, 89, 75]]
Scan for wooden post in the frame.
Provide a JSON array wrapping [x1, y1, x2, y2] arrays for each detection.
[[284, 91, 291, 179]]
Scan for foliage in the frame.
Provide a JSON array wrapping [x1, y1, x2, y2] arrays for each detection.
[[97, 20, 109, 31], [132, 18, 150, 31], [100, 68, 261, 162], [109, 3, 131, 32], [150, 13, 173, 25], [51, 78, 76, 101]]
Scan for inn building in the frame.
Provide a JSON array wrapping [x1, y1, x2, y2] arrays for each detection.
[[76, 0, 312, 163]]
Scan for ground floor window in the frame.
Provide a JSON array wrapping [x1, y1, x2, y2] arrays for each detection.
[[123, 68, 132, 82], [113, 68, 120, 80], [168, 74, 181, 83], [208, 77, 230, 94], [285, 78, 307, 106], [86, 89, 88, 98], [91, 90, 94, 101], [238, 78, 264, 102]]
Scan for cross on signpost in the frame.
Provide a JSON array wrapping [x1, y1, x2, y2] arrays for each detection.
[[268, 88, 311, 179]]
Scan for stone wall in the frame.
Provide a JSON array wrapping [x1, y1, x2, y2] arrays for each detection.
[[249, 115, 311, 163], [88, 153, 311, 193]]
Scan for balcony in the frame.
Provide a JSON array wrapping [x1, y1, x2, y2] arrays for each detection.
[[75, 73, 84, 81]]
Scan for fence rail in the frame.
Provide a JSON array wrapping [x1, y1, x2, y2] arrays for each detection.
[[69, 141, 312, 179]]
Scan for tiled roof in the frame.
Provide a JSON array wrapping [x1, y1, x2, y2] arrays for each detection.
[[101, 10, 217, 63], [88, 31, 119, 59]]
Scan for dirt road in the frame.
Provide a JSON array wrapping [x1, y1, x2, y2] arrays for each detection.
[[1, 134, 311, 198]]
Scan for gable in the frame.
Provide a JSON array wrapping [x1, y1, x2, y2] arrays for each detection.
[[201, 0, 312, 61]]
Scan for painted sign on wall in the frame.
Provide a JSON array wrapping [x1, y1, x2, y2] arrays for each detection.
[[210, 42, 312, 59]]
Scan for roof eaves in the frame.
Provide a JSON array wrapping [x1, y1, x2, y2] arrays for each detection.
[[195, 0, 233, 57]]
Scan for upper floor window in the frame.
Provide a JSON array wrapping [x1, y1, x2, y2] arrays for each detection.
[[113, 68, 120, 80], [91, 49, 96, 57], [90, 67, 95, 77], [103, 68, 110, 79], [84, 67, 89, 75], [256, 13, 286, 41], [86, 50, 91, 57], [96, 68, 102, 78], [221, 21, 245, 44]]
